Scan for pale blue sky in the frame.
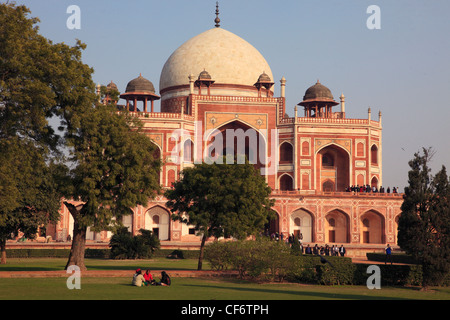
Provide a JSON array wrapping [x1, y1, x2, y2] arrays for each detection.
[[12, 0, 450, 191]]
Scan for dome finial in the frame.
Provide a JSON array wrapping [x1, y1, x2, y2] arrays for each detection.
[[214, 1, 220, 28]]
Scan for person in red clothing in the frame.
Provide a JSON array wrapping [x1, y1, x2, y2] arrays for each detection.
[[143, 269, 155, 286]]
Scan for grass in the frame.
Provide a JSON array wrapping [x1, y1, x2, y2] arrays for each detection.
[[0, 276, 449, 300], [0, 257, 205, 272], [1, 258, 449, 301]]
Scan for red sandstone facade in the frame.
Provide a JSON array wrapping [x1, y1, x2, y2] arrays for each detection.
[[51, 23, 403, 257]]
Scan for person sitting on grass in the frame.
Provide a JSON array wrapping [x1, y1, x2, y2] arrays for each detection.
[[132, 269, 146, 287], [144, 269, 155, 286], [155, 271, 171, 286]]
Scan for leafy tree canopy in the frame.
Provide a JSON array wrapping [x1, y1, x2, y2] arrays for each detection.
[[165, 159, 275, 269], [398, 147, 450, 288]]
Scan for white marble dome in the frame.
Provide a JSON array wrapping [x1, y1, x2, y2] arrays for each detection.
[[159, 27, 273, 95]]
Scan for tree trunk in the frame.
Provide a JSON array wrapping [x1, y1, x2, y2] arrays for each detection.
[[0, 239, 6, 265], [64, 202, 87, 271], [197, 233, 207, 271]]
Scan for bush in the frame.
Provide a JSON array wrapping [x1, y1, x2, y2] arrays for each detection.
[[109, 227, 160, 259], [205, 238, 291, 279], [366, 252, 418, 265], [166, 250, 184, 259], [204, 241, 233, 271]]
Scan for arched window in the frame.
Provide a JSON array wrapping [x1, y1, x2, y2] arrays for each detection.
[[371, 145, 378, 165], [302, 141, 310, 155], [357, 142, 364, 157], [279, 142, 293, 163], [183, 139, 194, 162], [280, 174, 294, 191], [294, 217, 301, 227]]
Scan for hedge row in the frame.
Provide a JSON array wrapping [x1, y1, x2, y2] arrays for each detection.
[[366, 252, 418, 265], [4, 248, 199, 260], [204, 239, 448, 286], [5, 249, 110, 259]]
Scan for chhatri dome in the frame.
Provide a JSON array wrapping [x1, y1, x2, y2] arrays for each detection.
[[159, 6, 273, 98]]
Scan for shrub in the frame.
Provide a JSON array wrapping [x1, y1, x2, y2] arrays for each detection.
[[204, 241, 233, 271], [205, 238, 306, 281], [109, 227, 160, 259]]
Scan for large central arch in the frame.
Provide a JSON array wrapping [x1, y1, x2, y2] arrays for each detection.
[[205, 120, 267, 172]]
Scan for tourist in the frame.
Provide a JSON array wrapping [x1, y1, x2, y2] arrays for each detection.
[[339, 245, 346, 257], [132, 268, 146, 287], [144, 269, 155, 286], [385, 244, 393, 264], [156, 271, 171, 286], [305, 244, 312, 254], [313, 244, 319, 255]]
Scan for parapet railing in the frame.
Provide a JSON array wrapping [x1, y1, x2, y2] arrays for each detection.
[[271, 190, 403, 198]]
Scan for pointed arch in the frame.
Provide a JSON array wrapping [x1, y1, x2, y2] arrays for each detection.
[[279, 141, 293, 163], [290, 208, 314, 242], [360, 210, 385, 244], [371, 144, 379, 165], [145, 205, 170, 241], [325, 209, 350, 243], [204, 119, 267, 172], [315, 143, 351, 192], [279, 173, 294, 191], [183, 138, 194, 162]]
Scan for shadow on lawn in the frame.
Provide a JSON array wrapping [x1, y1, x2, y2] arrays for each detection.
[[180, 283, 420, 300]]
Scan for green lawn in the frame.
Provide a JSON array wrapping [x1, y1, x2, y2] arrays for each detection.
[[1, 258, 449, 301], [0, 277, 449, 300], [0, 257, 204, 272]]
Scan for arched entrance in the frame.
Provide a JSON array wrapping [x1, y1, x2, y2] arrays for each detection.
[[317, 144, 350, 192], [290, 209, 313, 242], [360, 210, 385, 244], [145, 206, 170, 240], [206, 120, 266, 172], [325, 210, 349, 243]]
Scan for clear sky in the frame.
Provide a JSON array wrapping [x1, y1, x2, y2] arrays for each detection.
[[11, 0, 450, 191]]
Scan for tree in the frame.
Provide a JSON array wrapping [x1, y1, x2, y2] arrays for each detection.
[[109, 227, 160, 259], [398, 148, 450, 289], [165, 160, 275, 270], [0, 3, 75, 263], [0, 138, 62, 264], [62, 103, 162, 270], [0, 3, 162, 270]]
